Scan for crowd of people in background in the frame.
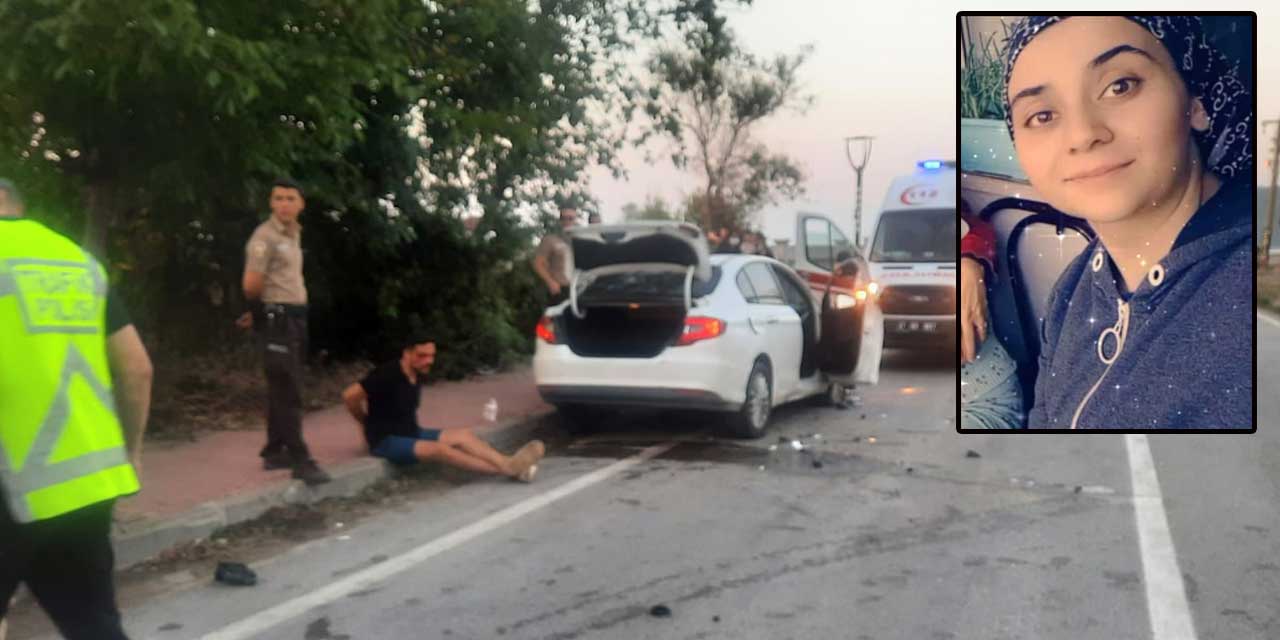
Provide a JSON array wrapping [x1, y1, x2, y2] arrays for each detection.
[[706, 226, 775, 258]]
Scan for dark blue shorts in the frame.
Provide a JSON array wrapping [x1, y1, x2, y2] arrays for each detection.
[[370, 429, 442, 466]]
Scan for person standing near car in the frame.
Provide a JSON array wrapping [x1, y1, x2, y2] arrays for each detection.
[[532, 206, 577, 306], [236, 178, 330, 485], [1, 178, 154, 639]]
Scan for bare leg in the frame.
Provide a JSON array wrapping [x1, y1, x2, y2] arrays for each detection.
[[412, 441, 507, 476], [439, 429, 515, 475]]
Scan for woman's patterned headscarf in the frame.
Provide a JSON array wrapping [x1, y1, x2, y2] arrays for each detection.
[[1002, 16, 1253, 179]]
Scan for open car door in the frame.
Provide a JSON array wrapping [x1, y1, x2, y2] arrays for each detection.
[[793, 212, 883, 386]]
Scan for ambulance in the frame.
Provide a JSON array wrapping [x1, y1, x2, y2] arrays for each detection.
[[867, 159, 957, 349]]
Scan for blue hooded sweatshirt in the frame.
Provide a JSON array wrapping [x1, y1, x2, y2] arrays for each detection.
[[1027, 177, 1253, 429]]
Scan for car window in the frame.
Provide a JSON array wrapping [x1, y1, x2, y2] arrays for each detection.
[[735, 270, 758, 302], [771, 265, 812, 309], [744, 263, 785, 305], [804, 217, 834, 270]]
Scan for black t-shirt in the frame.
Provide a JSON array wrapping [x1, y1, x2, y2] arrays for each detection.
[[358, 361, 423, 447], [106, 288, 129, 334]]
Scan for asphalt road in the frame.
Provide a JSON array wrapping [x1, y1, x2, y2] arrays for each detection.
[[19, 328, 1279, 640]]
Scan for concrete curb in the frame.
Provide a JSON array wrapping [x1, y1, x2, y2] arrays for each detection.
[[110, 408, 558, 570]]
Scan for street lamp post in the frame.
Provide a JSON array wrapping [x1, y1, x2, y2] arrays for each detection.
[[845, 136, 874, 249]]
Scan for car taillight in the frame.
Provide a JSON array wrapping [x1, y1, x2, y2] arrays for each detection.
[[676, 316, 725, 346], [536, 316, 558, 344]]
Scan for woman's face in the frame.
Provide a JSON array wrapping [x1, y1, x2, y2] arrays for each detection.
[[1007, 17, 1208, 223]]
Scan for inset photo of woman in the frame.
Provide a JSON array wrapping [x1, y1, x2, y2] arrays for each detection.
[[958, 14, 1255, 431]]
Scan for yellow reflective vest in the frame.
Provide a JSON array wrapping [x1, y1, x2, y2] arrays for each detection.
[[0, 218, 138, 523]]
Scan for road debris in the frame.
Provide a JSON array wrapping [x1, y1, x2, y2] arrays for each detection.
[[1078, 485, 1116, 495], [965, 450, 981, 459], [214, 562, 257, 587], [650, 604, 672, 618]]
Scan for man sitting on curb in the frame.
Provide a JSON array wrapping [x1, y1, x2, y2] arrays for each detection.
[[342, 336, 544, 482]]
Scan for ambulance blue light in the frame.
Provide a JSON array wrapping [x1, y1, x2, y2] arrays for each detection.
[[919, 160, 942, 170]]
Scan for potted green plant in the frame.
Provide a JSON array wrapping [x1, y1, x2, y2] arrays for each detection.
[[960, 26, 1025, 181]]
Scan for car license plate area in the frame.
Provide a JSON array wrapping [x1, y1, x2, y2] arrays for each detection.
[[896, 321, 937, 333]]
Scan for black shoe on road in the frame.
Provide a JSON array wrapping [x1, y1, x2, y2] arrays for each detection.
[[293, 461, 332, 486]]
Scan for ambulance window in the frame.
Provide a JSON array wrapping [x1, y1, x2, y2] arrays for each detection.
[[870, 209, 957, 263], [804, 218, 834, 270], [831, 225, 854, 261]]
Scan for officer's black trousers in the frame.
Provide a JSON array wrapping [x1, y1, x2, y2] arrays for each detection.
[[0, 499, 130, 640], [259, 312, 312, 463]]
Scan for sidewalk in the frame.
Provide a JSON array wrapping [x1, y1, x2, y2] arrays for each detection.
[[109, 365, 553, 569]]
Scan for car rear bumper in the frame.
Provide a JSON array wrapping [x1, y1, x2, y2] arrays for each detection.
[[533, 341, 747, 409], [537, 385, 738, 411], [883, 314, 956, 348]]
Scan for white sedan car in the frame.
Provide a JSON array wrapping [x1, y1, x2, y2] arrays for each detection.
[[533, 218, 882, 438]]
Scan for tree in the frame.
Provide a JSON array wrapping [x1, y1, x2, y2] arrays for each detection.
[[0, 0, 657, 377], [622, 194, 678, 221], [634, 0, 811, 233]]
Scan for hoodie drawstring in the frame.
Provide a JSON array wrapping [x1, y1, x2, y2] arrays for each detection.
[[1072, 298, 1130, 429], [1097, 299, 1130, 365]]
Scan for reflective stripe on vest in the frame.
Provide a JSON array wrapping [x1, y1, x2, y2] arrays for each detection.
[[0, 220, 139, 523]]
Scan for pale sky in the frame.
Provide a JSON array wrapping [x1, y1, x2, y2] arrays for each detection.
[[588, 1, 1277, 243]]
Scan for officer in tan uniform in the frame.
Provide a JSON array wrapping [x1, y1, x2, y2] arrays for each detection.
[[236, 178, 329, 485]]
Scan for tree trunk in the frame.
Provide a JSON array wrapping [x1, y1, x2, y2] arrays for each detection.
[[81, 181, 114, 261]]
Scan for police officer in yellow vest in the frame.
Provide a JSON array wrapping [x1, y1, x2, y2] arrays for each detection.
[[0, 179, 154, 639]]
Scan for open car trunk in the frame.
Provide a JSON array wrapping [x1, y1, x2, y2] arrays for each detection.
[[562, 300, 689, 358], [560, 223, 714, 359]]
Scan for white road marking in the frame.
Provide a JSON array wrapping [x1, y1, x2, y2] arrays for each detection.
[[198, 442, 677, 640], [1258, 311, 1280, 330], [1126, 434, 1198, 640]]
